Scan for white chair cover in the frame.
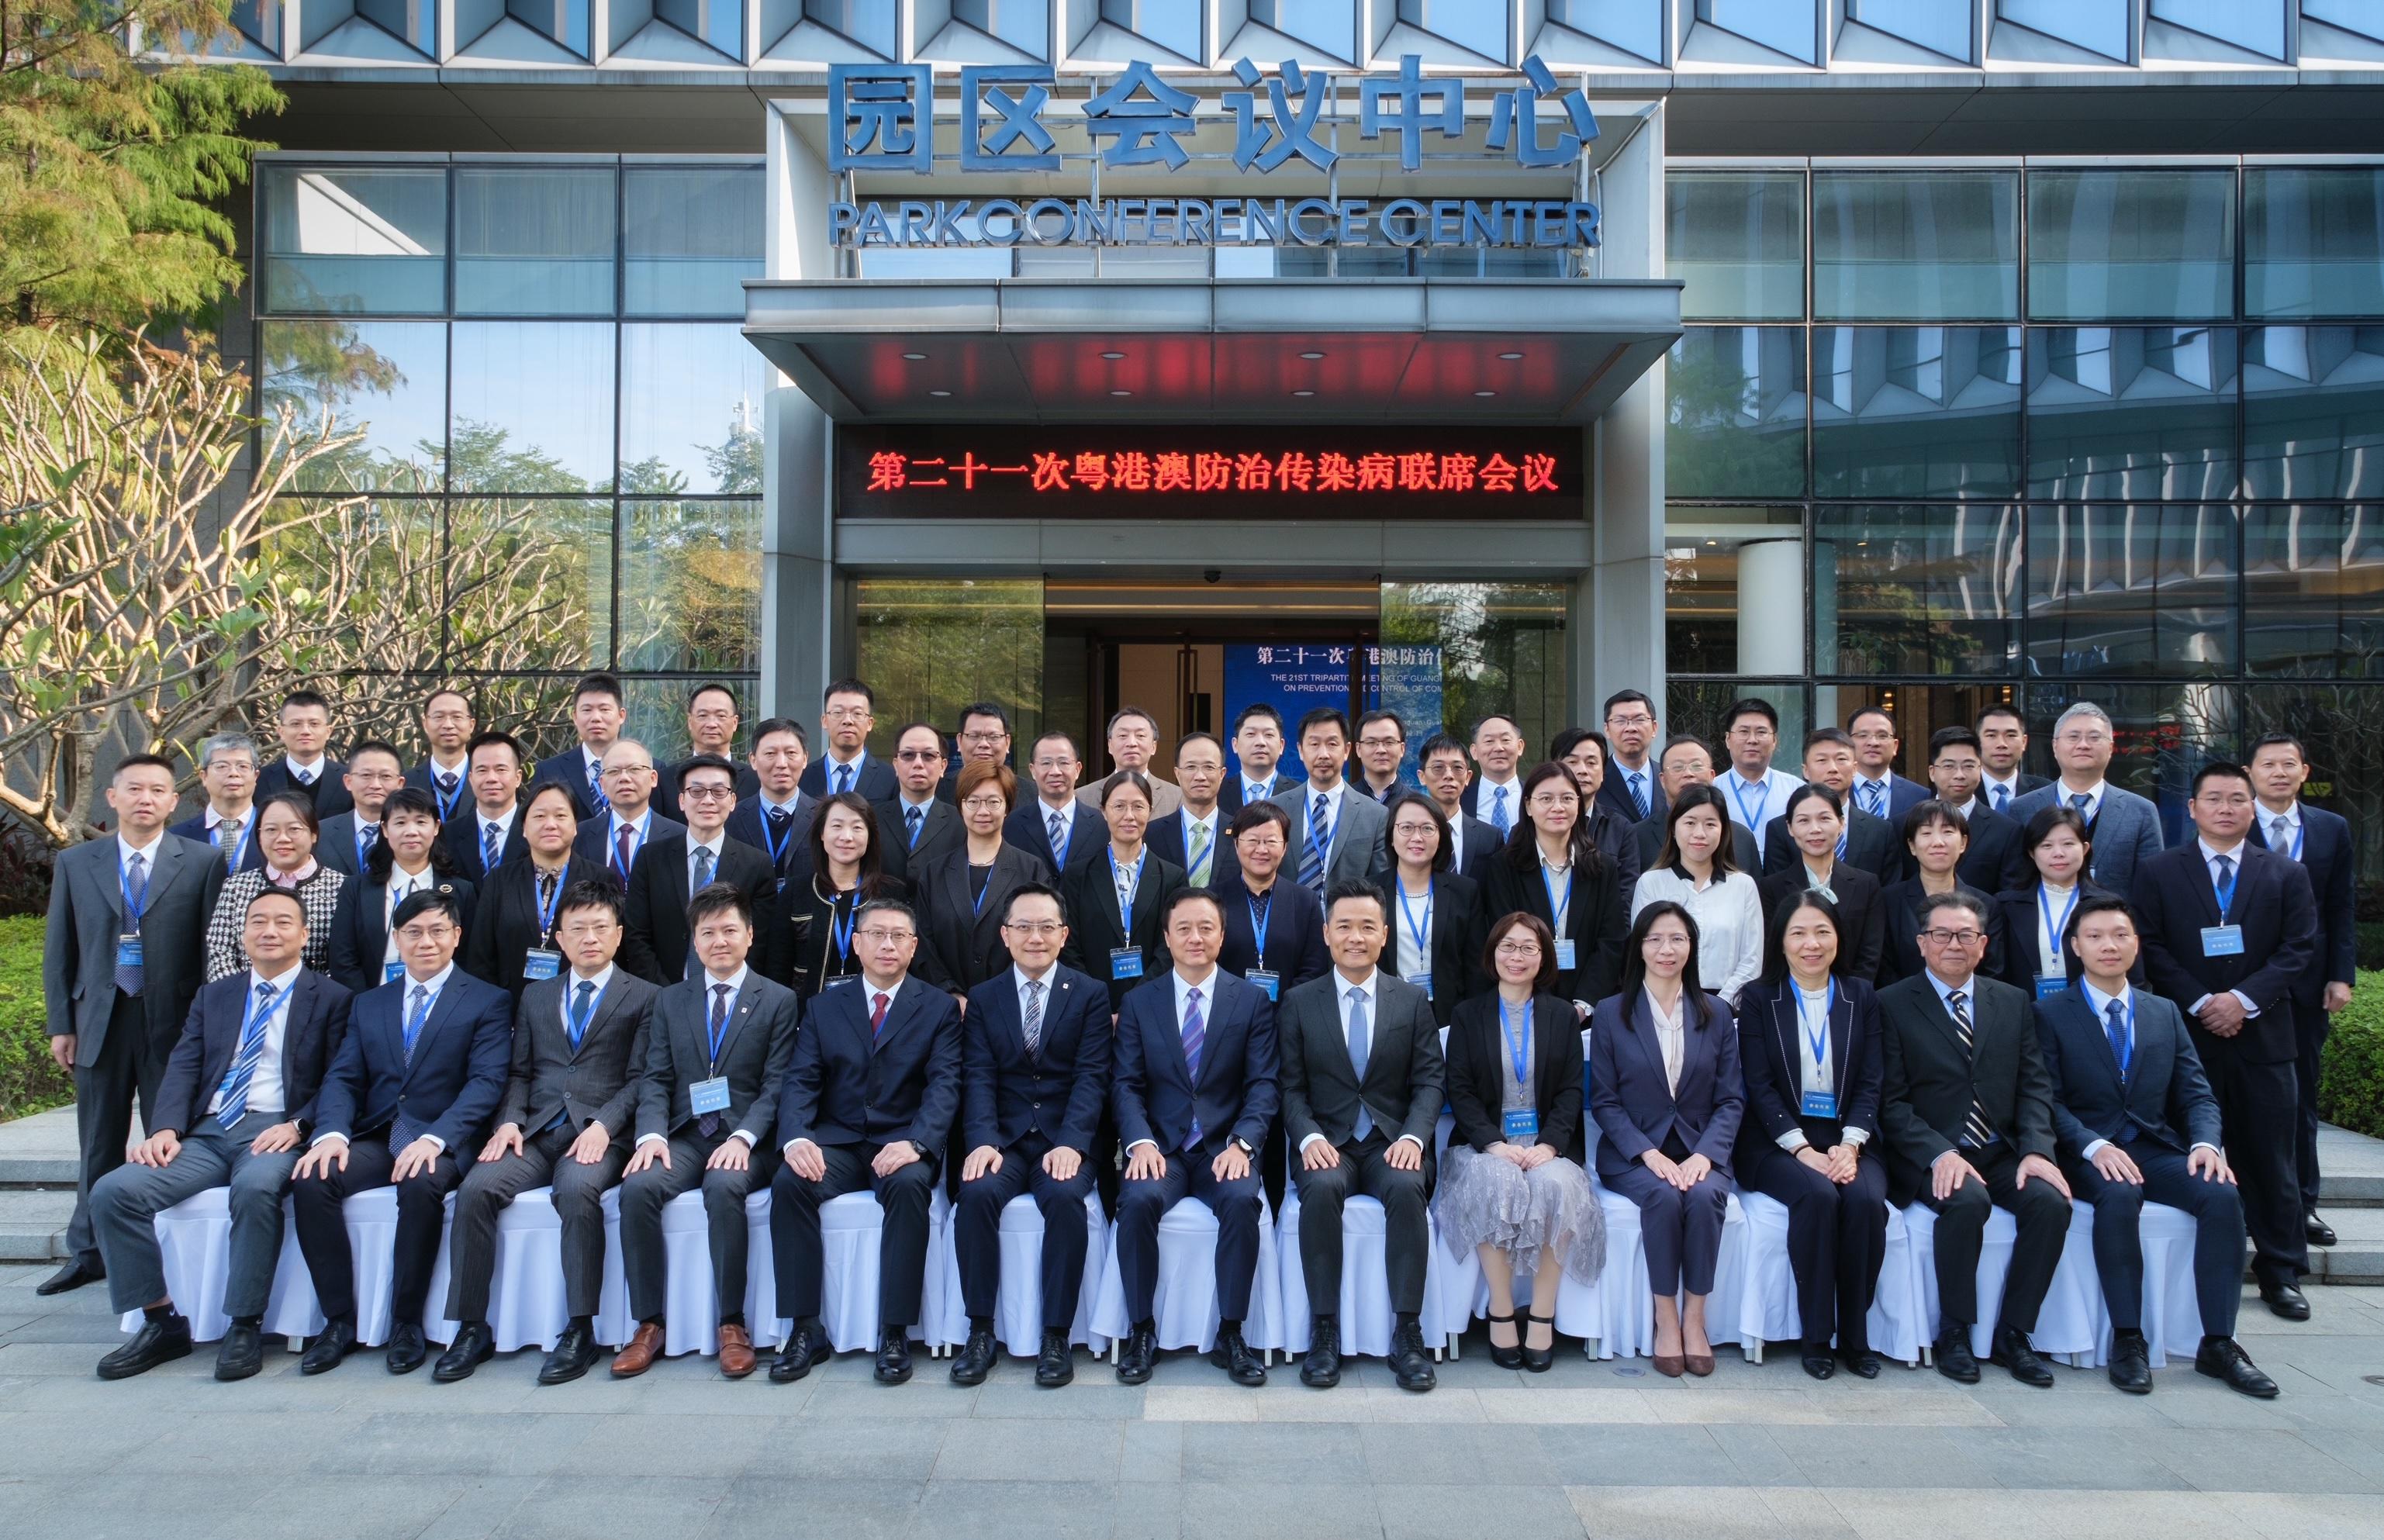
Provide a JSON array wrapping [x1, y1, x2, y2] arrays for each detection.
[[655, 1188, 776, 1358], [119, 1187, 292, 1344], [928, 1190, 1108, 1355], [1901, 1200, 2015, 1362], [1276, 1191, 1451, 1355], [1728, 1190, 1926, 1366], [1089, 1195, 1284, 1354], [418, 1186, 634, 1350], [2050, 1199, 2207, 1368], [252, 1187, 453, 1347], [755, 1187, 952, 1355]]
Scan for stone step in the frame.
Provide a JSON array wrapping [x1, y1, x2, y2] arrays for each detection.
[[0, 1188, 75, 1262], [0, 1107, 87, 1189], [2313, 1124, 2384, 1208], [2306, 1202, 2384, 1286]]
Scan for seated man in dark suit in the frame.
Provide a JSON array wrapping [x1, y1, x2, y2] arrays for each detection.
[[1112, 889, 1279, 1387], [2038, 896, 2275, 1397], [93, 888, 352, 1381], [949, 883, 1112, 1389], [1877, 890, 2071, 1387], [769, 899, 963, 1386], [1279, 880, 1442, 1392], [290, 889, 512, 1376]]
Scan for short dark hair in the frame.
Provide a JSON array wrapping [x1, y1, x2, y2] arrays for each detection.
[[523, 780, 580, 818], [1228, 799, 1293, 843], [1355, 710, 1405, 741], [1030, 730, 1082, 762], [892, 720, 945, 755], [2022, 804, 2092, 855], [1470, 713, 1521, 743], [347, 737, 404, 772], [823, 677, 876, 708], [1658, 784, 1736, 878], [853, 897, 918, 935], [280, 689, 330, 714], [1659, 733, 1714, 768], [1107, 706, 1159, 736], [1383, 791, 1452, 873], [113, 752, 176, 781], [675, 753, 739, 793], [1900, 797, 1970, 847], [556, 877, 624, 924], [1001, 882, 1069, 926], [1296, 706, 1350, 742], [1175, 730, 1223, 759], [1230, 703, 1283, 737], [572, 672, 624, 707], [1927, 726, 1983, 758], [1161, 886, 1225, 927], [1097, 768, 1154, 810], [391, 888, 463, 931], [753, 716, 807, 750], [1759, 888, 1845, 987], [1722, 697, 1779, 733], [257, 789, 321, 837], [1915, 889, 1990, 930], [2066, 894, 2139, 949], [1620, 901, 1715, 1028], [956, 701, 1010, 734], [1416, 730, 1467, 768], [2249, 732, 2306, 764], [244, 886, 308, 922], [422, 687, 474, 716], [1976, 703, 2026, 730], [466, 729, 524, 769], [2192, 761, 2254, 798], [1802, 727, 1854, 755], [1550, 727, 1607, 765], [1601, 689, 1655, 720], [1323, 878, 1387, 921], [1781, 781, 1844, 824], [686, 880, 752, 931], [1847, 706, 1897, 735], [687, 681, 740, 711]]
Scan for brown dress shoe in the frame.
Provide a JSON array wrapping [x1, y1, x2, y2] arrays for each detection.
[[610, 1321, 665, 1379], [717, 1323, 758, 1379]]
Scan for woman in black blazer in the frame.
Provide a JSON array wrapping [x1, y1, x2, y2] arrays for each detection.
[[1875, 799, 2006, 987], [1590, 900, 1744, 1379], [1477, 762, 1629, 1012], [1733, 889, 1889, 1382], [1992, 805, 2133, 997], [1436, 911, 1601, 1373], [1214, 800, 1328, 1001], [1373, 791, 1485, 1027], [461, 781, 606, 1000], [327, 786, 475, 993], [1058, 770, 1187, 1018], [1757, 783, 1885, 982], [912, 762, 1052, 999], [783, 789, 907, 1002]]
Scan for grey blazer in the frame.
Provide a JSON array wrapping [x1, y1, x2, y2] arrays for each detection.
[[1269, 782, 1389, 891], [634, 969, 800, 1147], [1277, 971, 1445, 1155], [502, 968, 659, 1141], [2007, 782, 2165, 900], [44, 833, 225, 1061]]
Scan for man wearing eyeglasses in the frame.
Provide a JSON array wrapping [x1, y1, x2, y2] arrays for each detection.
[[941, 702, 1014, 805], [572, 740, 683, 891], [2009, 703, 2165, 900], [1877, 889, 2071, 1389], [622, 757, 782, 987], [1351, 711, 1410, 806], [799, 678, 897, 803], [873, 721, 963, 884], [1598, 690, 1667, 830]]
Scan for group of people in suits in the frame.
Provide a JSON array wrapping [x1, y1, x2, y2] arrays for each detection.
[[37, 675, 2355, 1400]]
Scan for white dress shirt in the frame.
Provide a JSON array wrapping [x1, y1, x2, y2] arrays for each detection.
[[1720, 766, 1802, 831], [317, 962, 454, 1148], [382, 862, 437, 966], [1307, 969, 1424, 1155], [1475, 773, 1522, 832], [285, 754, 329, 785], [1776, 979, 1870, 1151], [1980, 770, 2024, 812], [2033, 880, 2077, 979], [606, 807, 654, 867], [477, 803, 519, 855], [1850, 772, 1896, 818], [208, 960, 302, 1118], [1304, 781, 1347, 845], [686, 834, 726, 893], [1391, 876, 1434, 981], [205, 803, 254, 858], [2189, 838, 2261, 1020], [1180, 807, 1221, 885], [2261, 800, 2304, 861], [2056, 779, 2108, 824], [1646, 988, 1687, 1094], [652, 962, 756, 1151], [2078, 980, 2219, 1160], [1631, 867, 1765, 999], [821, 750, 869, 794], [1014, 961, 1058, 1024], [559, 962, 616, 1036]]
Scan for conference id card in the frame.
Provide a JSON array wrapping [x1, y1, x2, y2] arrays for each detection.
[[1245, 969, 1279, 1001], [826, 975, 857, 989], [689, 1076, 731, 1115], [2033, 975, 2068, 1000], [383, 960, 406, 985], [1110, 947, 1144, 982], [1405, 970, 1434, 1000], [1553, 938, 1577, 972], [522, 948, 563, 982], [1502, 1109, 1539, 1143], [2201, 924, 2246, 958], [115, 934, 143, 970], [1800, 1089, 1839, 1119]]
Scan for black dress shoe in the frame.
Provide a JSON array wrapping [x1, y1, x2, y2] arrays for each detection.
[[951, 1325, 998, 1386], [1991, 1324, 2054, 1388], [2261, 1283, 2312, 1321], [1300, 1317, 1342, 1389], [433, 1321, 495, 1383], [1390, 1321, 1436, 1393], [1838, 1346, 1882, 1379], [874, 1326, 914, 1385], [385, 1322, 430, 1375], [2195, 1337, 2280, 1399], [2306, 1212, 2337, 1249], [1521, 1312, 1557, 1373], [299, 1318, 359, 1375], [2107, 1331, 2151, 1394], [97, 1315, 192, 1380], [1115, 1324, 1159, 1385], [36, 1258, 103, 1297], [1210, 1324, 1266, 1386], [1484, 1311, 1524, 1370], [1801, 1349, 1836, 1381], [538, 1322, 602, 1386], [215, 1321, 265, 1382], [769, 1321, 830, 1384], [1035, 1328, 1074, 1388], [1934, 1328, 1980, 1384]]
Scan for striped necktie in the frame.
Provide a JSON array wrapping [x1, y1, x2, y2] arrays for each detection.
[[1188, 820, 1212, 886], [214, 980, 280, 1125], [1300, 796, 1329, 893], [1180, 986, 1205, 1150], [1947, 989, 1995, 1148]]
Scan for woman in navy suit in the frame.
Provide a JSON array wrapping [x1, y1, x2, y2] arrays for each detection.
[[1589, 900, 1744, 1378], [1732, 890, 1888, 1382]]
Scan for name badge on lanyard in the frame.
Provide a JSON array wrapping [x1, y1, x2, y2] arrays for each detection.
[[689, 1076, 731, 1114], [1499, 1000, 1536, 1143], [1244, 969, 1278, 1001], [522, 948, 563, 982], [383, 959, 406, 985], [1398, 882, 1433, 999], [2203, 857, 2244, 956], [1543, 863, 1576, 972], [1110, 946, 1144, 982], [2033, 975, 2069, 1000], [1797, 979, 1838, 1120], [2037, 883, 2078, 977]]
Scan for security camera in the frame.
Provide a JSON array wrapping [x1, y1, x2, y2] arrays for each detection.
[[1204, 568, 1221, 584]]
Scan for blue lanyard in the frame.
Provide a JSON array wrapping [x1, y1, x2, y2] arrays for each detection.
[[239, 977, 289, 1046], [2279, 817, 2305, 862], [1727, 773, 1768, 830], [1499, 996, 1532, 1084], [1110, 846, 1146, 931], [610, 815, 648, 872], [1246, 889, 1273, 965], [830, 889, 859, 963], [756, 800, 798, 868], [706, 982, 734, 1063], [1795, 979, 1836, 1073], [969, 862, 993, 917], [1540, 861, 1572, 936], [430, 772, 464, 821], [2037, 883, 2078, 960], [119, 852, 149, 926], [1398, 879, 1433, 960], [533, 868, 565, 939], [567, 976, 609, 1041], [2211, 853, 2238, 916], [213, 820, 252, 866]]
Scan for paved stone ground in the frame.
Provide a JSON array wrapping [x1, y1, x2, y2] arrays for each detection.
[[2, 1262, 2381, 1540]]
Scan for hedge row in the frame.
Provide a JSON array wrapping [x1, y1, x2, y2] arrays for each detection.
[[0, 917, 71, 1122], [2321, 969, 2384, 1142]]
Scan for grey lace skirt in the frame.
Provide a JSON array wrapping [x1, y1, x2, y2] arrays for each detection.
[[1435, 1145, 1606, 1285]]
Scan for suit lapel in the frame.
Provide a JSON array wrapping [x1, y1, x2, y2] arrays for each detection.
[[401, 979, 467, 1082], [1623, 995, 1677, 1108], [140, 837, 191, 912], [576, 977, 634, 1058], [709, 975, 765, 1065], [872, 983, 928, 1055]]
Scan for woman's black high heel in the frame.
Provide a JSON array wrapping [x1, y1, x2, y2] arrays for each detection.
[[1486, 1310, 1525, 1369], [1522, 1312, 1557, 1373]]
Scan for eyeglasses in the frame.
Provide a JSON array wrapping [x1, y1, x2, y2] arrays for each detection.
[[824, 706, 872, 721], [1357, 736, 1403, 750], [1002, 920, 1066, 937], [1526, 794, 1577, 810], [1605, 712, 1654, 728], [958, 730, 1007, 745], [960, 796, 1007, 813], [1919, 928, 1986, 947], [896, 749, 944, 762], [1494, 941, 1542, 959], [856, 927, 914, 944], [681, 785, 736, 801]]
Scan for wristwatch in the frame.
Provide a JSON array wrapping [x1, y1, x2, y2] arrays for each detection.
[[1229, 1136, 1256, 1158], [907, 1141, 929, 1158]]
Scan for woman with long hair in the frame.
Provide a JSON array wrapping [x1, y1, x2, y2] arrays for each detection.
[[1757, 783, 1885, 981], [1630, 784, 1765, 999], [785, 789, 904, 1001], [1477, 762, 1628, 1013]]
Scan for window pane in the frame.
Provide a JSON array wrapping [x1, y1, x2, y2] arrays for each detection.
[[1667, 171, 1805, 320], [1815, 504, 2020, 677], [1664, 506, 1805, 675], [2024, 326, 2238, 501], [2245, 167, 2384, 319], [2242, 326, 2384, 501], [852, 579, 1044, 759], [447, 493, 612, 669], [454, 167, 616, 315], [1812, 326, 2021, 499], [620, 677, 756, 765], [2026, 169, 2235, 321], [2238, 682, 2384, 888], [258, 165, 446, 315], [1818, 683, 2020, 784], [2023, 682, 2234, 843], [260, 320, 446, 492], [2243, 505, 2384, 679], [620, 325, 771, 495], [1378, 582, 1569, 758], [1665, 326, 1807, 499], [449, 322, 615, 492], [1664, 682, 1809, 769], [617, 499, 762, 673], [2024, 503, 2238, 678], [1813, 171, 2017, 321], [624, 166, 762, 316], [260, 497, 446, 672], [458, 675, 586, 760]]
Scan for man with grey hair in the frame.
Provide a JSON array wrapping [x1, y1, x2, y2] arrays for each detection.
[[169, 734, 266, 875], [2008, 703, 2165, 900]]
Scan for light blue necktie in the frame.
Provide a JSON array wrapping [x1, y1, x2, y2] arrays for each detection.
[[567, 979, 596, 1051], [1346, 986, 1373, 1140], [1864, 781, 1885, 818], [214, 979, 280, 1126], [402, 983, 431, 1064], [834, 762, 854, 796], [1489, 785, 1511, 835], [906, 805, 924, 849], [482, 822, 502, 873], [1626, 771, 1649, 819], [1180, 986, 1205, 1150], [1992, 782, 2009, 813]]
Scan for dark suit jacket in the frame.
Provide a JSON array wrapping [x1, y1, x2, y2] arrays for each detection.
[[2134, 841, 2319, 1065], [1848, 773, 1930, 832], [1219, 770, 1305, 815], [2252, 805, 2359, 1000], [655, 760, 760, 826], [316, 813, 380, 878], [1148, 809, 1242, 891], [2009, 782, 2165, 899], [1763, 806, 1899, 882], [1635, 812, 1760, 879], [636, 968, 800, 1145], [461, 855, 610, 1000], [404, 760, 474, 824], [800, 752, 897, 804], [167, 813, 264, 875], [1584, 801, 1644, 910], [1366, 867, 1485, 1027], [1477, 848, 1629, 1004], [442, 808, 530, 880], [1443, 812, 1502, 880], [621, 834, 779, 987], [44, 833, 226, 1062], [532, 749, 606, 822], [326, 871, 477, 995], [1004, 798, 1107, 879], [1992, 880, 2130, 994], [2034, 985, 2220, 1163], [1952, 798, 2028, 896], [1216, 877, 1330, 994], [872, 796, 963, 885], [1733, 973, 1884, 1162], [1589, 990, 1744, 1181], [962, 964, 1112, 1155], [1277, 971, 1443, 1155], [1444, 993, 1583, 1155], [1876, 970, 2054, 1204], [911, 842, 1054, 993], [154, 967, 353, 1137], [1598, 762, 1667, 831], [777, 976, 962, 1154], [724, 792, 817, 887], [779, 875, 908, 1003], [1759, 864, 1886, 983], [1112, 969, 1278, 1159], [501, 968, 658, 1140], [1058, 849, 1187, 1015], [313, 969, 511, 1150], [257, 757, 353, 820], [1877, 878, 2005, 988], [573, 810, 687, 890]]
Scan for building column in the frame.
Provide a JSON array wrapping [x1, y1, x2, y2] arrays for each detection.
[[759, 101, 834, 720], [1587, 101, 1668, 720]]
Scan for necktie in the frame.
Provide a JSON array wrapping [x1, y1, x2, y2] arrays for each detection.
[[700, 983, 731, 1134], [116, 853, 148, 994], [587, 761, 609, 814], [436, 772, 458, 800], [1247, 781, 1266, 806], [765, 805, 792, 840], [482, 822, 502, 873], [2213, 853, 2235, 915], [906, 805, 924, 849], [1627, 771, 1649, 819], [1992, 782, 2009, 813], [1188, 820, 1213, 886], [691, 844, 715, 892], [2070, 792, 2091, 814], [2273, 815, 2292, 854], [215, 979, 278, 1125], [615, 824, 636, 889], [1047, 809, 1066, 860], [2103, 997, 2130, 1085], [403, 982, 431, 1065], [358, 824, 379, 868], [294, 766, 314, 787], [1021, 979, 1045, 1058], [568, 979, 596, 1050], [834, 762, 853, 796], [217, 818, 244, 868], [1301, 795, 1329, 893], [1947, 989, 1995, 1148], [1864, 781, 1885, 817], [870, 990, 890, 1039], [1346, 987, 1373, 1139], [1489, 784, 1511, 835], [1180, 986, 1205, 1149]]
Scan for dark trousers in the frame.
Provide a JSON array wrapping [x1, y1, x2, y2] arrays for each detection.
[[1290, 1132, 1430, 1317], [2200, 1034, 2306, 1289], [955, 1132, 1097, 1328], [772, 1141, 940, 1329], [444, 1122, 627, 1323], [92, 1110, 296, 1317], [291, 1134, 463, 1327], [65, 994, 162, 1268], [1117, 1145, 1263, 1324], [1604, 1133, 1734, 1297], [2070, 1142, 2244, 1338], [2291, 999, 2331, 1212], [1742, 1132, 1888, 1352], [617, 1129, 765, 1322], [1919, 1142, 2068, 1334]]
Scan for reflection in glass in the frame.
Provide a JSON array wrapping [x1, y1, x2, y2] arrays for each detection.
[[620, 326, 772, 495], [2022, 681, 2234, 843], [448, 494, 613, 671], [805, 0, 896, 54], [1666, 327, 1807, 499], [620, 677, 757, 765], [1664, 682, 1809, 766], [507, 0, 593, 57], [258, 166, 446, 314], [2237, 682, 2384, 883], [2246, 168, 2384, 319], [261, 319, 447, 492], [449, 323, 616, 492], [261, 497, 447, 672], [1816, 505, 2020, 677], [1664, 506, 1805, 675], [2025, 326, 2237, 501], [618, 500, 763, 674], [1812, 326, 2021, 499], [2025, 503, 2237, 678], [1818, 684, 2019, 782], [2026, 169, 2234, 321], [2242, 327, 2384, 501], [1667, 171, 1805, 320], [1379, 582, 1569, 756], [852, 580, 1045, 760], [1813, 171, 2017, 321], [655, 0, 742, 56], [624, 167, 763, 316], [455, 167, 616, 315], [2243, 506, 2384, 679]]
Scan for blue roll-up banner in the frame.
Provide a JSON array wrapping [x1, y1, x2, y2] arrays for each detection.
[[1222, 642, 1443, 786]]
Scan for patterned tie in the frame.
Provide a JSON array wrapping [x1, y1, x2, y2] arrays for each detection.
[[1301, 795, 1329, 893], [834, 762, 853, 796], [1346, 986, 1373, 1140], [1188, 820, 1213, 886], [116, 853, 148, 994], [587, 761, 610, 815], [436, 772, 458, 803], [906, 805, 924, 850], [1627, 771, 1649, 819], [214, 979, 279, 1126], [691, 844, 715, 893], [2103, 998, 2130, 1086], [216, 817, 244, 869], [568, 979, 596, 1051], [403, 982, 431, 1065], [2070, 792, 2091, 814], [1864, 780, 1885, 818], [615, 824, 637, 889], [358, 824, 379, 870], [1180, 986, 1205, 1149], [2213, 854, 2234, 916], [1947, 989, 1995, 1148], [765, 804, 792, 842], [1047, 809, 1066, 862], [1021, 979, 1045, 1058], [698, 982, 731, 1136], [482, 822, 502, 873], [2272, 815, 2292, 855], [1992, 782, 2009, 813], [1489, 785, 1511, 835], [294, 766, 314, 788], [870, 990, 890, 1040]]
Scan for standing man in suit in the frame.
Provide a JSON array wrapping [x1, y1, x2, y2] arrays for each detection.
[[1460, 713, 1527, 834], [1273, 710, 1388, 899], [624, 756, 778, 986], [533, 672, 627, 822], [2038, 897, 2276, 1397], [1761, 730, 1900, 880], [800, 678, 897, 803], [1111, 889, 1279, 1386], [405, 687, 476, 824], [610, 883, 800, 1379], [948, 884, 1111, 1388], [1279, 881, 1442, 1392], [943, 701, 1014, 805], [769, 899, 962, 1386], [1926, 727, 2028, 895], [445, 729, 530, 879], [725, 717, 813, 891], [2248, 734, 2359, 1250], [1352, 711, 1410, 805], [1847, 707, 1930, 830], [1007, 731, 1105, 880], [320, 740, 406, 877], [1601, 690, 1666, 830], [1222, 704, 1303, 814], [2009, 703, 2165, 899], [574, 738, 682, 889], [1877, 890, 2071, 1386], [658, 682, 759, 825], [290, 889, 510, 1374], [254, 689, 353, 819], [168, 733, 264, 875], [91, 888, 351, 1380], [41, 754, 226, 1297], [1077, 706, 1184, 819], [1976, 704, 2051, 816], [1149, 732, 1235, 890], [1718, 697, 1803, 838], [1636, 735, 1761, 875], [2134, 761, 2320, 1321], [875, 720, 963, 882], [1416, 733, 1499, 878]]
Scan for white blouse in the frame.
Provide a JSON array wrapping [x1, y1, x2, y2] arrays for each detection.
[[1631, 865, 1766, 1000]]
